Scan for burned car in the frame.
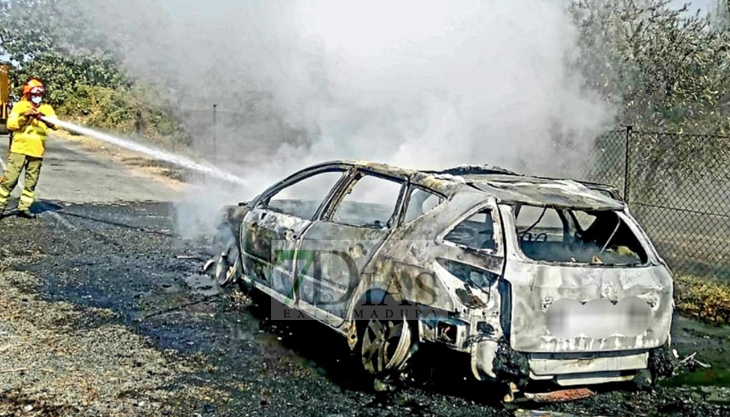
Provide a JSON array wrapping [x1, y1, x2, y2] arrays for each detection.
[[212, 161, 674, 400]]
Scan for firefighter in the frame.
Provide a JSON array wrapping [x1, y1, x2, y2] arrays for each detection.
[[0, 78, 58, 219]]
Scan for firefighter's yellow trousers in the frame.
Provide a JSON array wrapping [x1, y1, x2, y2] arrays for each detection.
[[0, 152, 43, 212]]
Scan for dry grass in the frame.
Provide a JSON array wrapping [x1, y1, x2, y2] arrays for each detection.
[[674, 274, 730, 325]]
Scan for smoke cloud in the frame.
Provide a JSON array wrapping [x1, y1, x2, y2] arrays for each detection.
[[66, 0, 615, 238]]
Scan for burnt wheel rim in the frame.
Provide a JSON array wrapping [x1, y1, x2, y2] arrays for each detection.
[[215, 246, 239, 287], [361, 317, 410, 375]]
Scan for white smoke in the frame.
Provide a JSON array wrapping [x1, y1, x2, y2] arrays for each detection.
[[68, 0, 615, 238]]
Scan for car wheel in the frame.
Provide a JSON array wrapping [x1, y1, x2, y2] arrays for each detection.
[[359, 315, 414, 385], [214, 245, 239, 288]]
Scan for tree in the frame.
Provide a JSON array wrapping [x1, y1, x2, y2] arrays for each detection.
[[0, 0, 188, 143], [712, 0, 730, 30], [0, 0, 127, 103], [568, 0, 730, 200], [571, 0, 730, 134]]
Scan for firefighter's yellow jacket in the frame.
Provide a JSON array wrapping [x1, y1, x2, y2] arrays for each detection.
[[6, 99, 59, 158]]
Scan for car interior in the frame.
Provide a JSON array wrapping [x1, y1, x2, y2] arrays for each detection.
[[443, 209, 497, 251], [514, 204, 648, 265]]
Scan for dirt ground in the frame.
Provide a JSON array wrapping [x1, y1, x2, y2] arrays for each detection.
[[0, 133, 729, 416]]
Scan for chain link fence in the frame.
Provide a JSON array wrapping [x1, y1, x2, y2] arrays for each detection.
[[574, 127, 730, 283]]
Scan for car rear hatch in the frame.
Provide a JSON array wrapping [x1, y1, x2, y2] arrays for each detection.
[[498, 203, 673, 354], [501, 261, 673, 353]]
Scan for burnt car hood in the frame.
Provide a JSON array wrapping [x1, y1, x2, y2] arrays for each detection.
[[503, 261, 673, 353]]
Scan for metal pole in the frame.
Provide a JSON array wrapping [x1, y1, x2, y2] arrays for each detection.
[[623, 125, 632, 204], [213, 104, 217, 162]]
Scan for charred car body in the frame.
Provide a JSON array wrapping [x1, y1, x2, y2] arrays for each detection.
[[212, 161, 674, 398]]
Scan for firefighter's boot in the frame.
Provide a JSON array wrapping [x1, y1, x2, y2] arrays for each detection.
[[17, 209, 36, 219]]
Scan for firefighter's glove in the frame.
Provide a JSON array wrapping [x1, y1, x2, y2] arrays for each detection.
[[20, 109, 39, 126]]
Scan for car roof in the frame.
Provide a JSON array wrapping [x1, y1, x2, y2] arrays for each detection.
[[465, 175, 624, 210], [308, 160, 625, 210]]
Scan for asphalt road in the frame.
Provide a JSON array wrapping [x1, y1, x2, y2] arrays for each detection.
[[0, 134, 728, 417], [0, 134, 184, 205]]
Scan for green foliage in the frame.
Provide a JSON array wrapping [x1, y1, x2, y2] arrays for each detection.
[[570, 0, 730, 196], [571, 0, 730, 135], [0, 0, 186, 144], [58, 84, 191, 145], [0, 0, 126, 103]]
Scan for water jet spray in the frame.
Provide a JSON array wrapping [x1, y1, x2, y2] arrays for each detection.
[[40, 116, 248, 186]]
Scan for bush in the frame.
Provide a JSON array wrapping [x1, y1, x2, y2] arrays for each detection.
[[56, 84, 191, 147], [674, 274, 730, 325]]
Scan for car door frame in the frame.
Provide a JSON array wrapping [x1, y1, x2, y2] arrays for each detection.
[[289, 167, 411, 330], [239, 163, 357, 305]]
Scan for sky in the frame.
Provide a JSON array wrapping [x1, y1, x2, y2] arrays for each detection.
[[671, 0, 715, 13]]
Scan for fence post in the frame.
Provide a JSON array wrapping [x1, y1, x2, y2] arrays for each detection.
[[623, 125, 633, 204], [213, 104, 217, 162]]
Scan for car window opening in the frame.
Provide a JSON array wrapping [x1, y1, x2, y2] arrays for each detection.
[[514, 205, 648, 265], [331, 174, 403, 229], [444, 209, 497, 251], [404, 188, 445, 223], [266, 170, 346, 219]]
